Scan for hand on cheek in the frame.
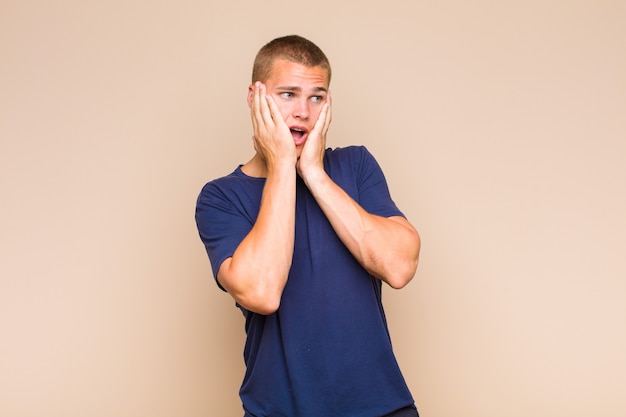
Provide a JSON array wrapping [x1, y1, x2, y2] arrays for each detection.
[[251, 82, 296, 168], [298, 94, 332, 179]]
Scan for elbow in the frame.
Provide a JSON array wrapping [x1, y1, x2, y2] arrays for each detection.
[[219, 260, 287, 315], [385, 251, 420, 289], [387, 276, 412, 290], [230, 282, 284, 315], [385, 223, 420, 289], [368, 251, 419, 289], [386, 262, 418, 289], [244, 294, 282, 315]]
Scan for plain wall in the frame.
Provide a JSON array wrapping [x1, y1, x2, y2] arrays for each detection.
[[1, 1, 625, 416]]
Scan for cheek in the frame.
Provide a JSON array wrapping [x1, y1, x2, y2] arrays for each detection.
[[312, 106, 324, 121], [275, 102, 292, 121]]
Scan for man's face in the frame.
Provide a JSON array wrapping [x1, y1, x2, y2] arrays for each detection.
[[248, 58, 330, 153]]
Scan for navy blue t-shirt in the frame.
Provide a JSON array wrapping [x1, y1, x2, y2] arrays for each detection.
[[196, 146, 414, 417]]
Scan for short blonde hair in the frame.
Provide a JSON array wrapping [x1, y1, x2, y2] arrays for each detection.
[[252, 35, 331, 84]]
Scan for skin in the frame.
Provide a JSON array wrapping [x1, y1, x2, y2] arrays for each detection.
[[217, 59, 421, 315]]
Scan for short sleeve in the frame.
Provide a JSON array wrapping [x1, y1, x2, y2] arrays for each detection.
[[352, 146, 405, 218], [195, 174, 263, 290]]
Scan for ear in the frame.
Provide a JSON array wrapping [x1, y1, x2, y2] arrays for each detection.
[[247, 84, 254, 108]]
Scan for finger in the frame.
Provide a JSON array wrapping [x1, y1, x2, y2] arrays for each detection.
[[264, 93, 287, 128], [310, 101, 330, 139], [252, 83, 276, 142], [322, 91, 333, 133], [251, 82, 262, 132], [257, 83, 275, 129]]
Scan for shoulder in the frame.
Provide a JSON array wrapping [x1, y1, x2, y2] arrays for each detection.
[[198, 166, 263, 199], [325, 145, 371, 159], [195, 167, 263, 234], [324, 145, 378, 169], [324, 145, 382, 173], [196, 168, 266, 224]]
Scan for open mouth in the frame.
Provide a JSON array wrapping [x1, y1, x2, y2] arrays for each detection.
[[290, 127, 307, 143]]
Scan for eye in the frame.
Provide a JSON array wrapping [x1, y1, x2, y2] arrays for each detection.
[[311, 96, 324, 103], [280, 92, 294, 99]]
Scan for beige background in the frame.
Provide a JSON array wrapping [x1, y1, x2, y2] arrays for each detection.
[[1, 1, 625, 416]]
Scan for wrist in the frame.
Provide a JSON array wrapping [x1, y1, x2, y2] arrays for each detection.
[[300, 165, 328, 189], [267, 160, 296, 177]]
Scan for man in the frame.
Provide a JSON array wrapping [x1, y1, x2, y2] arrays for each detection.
[[196, 35, 421, 417]]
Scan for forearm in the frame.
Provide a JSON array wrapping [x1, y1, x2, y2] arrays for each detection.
[[219, 166, 296, 314], [303, 170, 420, 288]]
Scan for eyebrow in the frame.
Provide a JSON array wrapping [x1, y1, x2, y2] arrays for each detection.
[[277, 86, 328, 93]]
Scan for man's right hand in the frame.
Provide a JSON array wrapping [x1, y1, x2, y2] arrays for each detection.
[[250, 82, 297, 172]]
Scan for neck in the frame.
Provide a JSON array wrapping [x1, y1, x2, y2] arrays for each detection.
[[241, 153, 268, 178]]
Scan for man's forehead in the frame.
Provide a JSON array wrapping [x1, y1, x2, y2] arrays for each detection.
[[267, 59, 330, 87]]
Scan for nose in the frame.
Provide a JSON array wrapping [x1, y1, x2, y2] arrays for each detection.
[[293, 99, 309, 120]]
